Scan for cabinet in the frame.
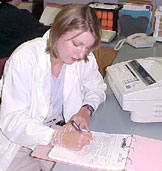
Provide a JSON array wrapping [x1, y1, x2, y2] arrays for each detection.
[[93, 46, 117, 78]]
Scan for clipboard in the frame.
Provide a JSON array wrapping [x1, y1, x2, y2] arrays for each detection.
[[32, 131, 162, 171]]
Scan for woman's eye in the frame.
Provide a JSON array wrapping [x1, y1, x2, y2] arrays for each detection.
[[73, 41, 80, 47]]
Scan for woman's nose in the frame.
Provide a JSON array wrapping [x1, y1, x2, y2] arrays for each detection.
[[78, 48, 86, 59]]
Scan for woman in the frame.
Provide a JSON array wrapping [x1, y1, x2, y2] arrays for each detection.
[[0, 4, 107, 171]]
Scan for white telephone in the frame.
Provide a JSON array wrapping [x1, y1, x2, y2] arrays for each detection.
[[114, 33, 156, 51]]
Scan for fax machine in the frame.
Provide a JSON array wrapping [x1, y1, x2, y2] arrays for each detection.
[[106, 57, 162, 123]]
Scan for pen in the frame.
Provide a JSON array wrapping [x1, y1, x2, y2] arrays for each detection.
[[71, 120, 82, 133]]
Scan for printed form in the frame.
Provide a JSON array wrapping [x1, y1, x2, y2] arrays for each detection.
[[48, 132, 131, 170]]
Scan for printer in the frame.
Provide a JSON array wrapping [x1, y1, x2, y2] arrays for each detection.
[[106, 57, 162, 123]]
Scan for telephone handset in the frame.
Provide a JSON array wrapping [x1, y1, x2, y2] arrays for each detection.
[[127, 33, 156, 48], [114, 33, 156, 51]]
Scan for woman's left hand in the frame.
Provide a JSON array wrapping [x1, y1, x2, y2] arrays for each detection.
[[64, 106, 91, 132]]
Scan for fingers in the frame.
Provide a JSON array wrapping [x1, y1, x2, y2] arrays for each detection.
[[79, 122, 90, 131], [65, 119, 90, 133], [76, 131, 92, 145], [64, 121, 78, 132], [60, 130, 93, 151], [68, 112, 90, 132], [64, 125, 73, 132], [81, 131, 93, 141], [77, 132, 92, 150], [70, 133, 92, 151]]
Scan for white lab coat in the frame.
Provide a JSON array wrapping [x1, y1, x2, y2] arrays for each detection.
[[0, 31, 107, 171]]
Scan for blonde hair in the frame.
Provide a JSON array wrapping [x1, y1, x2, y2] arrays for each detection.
[[46, 4, 101, 61]]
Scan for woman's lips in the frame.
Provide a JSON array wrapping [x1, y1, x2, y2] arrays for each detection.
[[71, 57, 77, 61]]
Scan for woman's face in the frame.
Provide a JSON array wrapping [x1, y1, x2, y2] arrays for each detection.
[[56, 30, 95, 64]]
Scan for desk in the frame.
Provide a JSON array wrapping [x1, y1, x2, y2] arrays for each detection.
[[53, 43, 162, 171]]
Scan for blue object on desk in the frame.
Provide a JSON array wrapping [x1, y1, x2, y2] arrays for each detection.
[[120, 9, 151, 35]]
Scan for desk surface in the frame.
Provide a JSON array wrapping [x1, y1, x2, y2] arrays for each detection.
[[54, 42, 162, 171]]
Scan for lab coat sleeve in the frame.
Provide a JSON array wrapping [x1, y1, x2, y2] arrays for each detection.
[[80, 52, 107, 111], [0, 45, 54, 150]]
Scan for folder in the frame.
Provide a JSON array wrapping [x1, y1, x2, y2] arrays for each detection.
[[32, 131, 162, 171], [120, 9, 151, 34]]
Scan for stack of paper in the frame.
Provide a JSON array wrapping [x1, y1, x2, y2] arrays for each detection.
[[153, 9, 162, 42], [39, 5, 61, 26]]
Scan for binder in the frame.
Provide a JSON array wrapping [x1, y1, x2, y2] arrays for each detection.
[[127, 135, 162, 171], [31, 131, 162, 171]]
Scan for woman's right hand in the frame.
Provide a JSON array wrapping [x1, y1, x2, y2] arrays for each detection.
[[56, 130, 93, 151]]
